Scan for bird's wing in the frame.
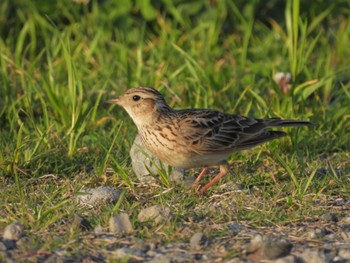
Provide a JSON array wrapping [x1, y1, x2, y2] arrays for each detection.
[[177, 109, 283, 153]]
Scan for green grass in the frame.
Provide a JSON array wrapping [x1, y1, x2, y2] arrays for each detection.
[[1, 0, 350, 257]]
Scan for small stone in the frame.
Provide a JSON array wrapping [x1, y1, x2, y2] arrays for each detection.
[[296, 250, 327, 263], [76, 186, 120, 207], [333, 256, 345, 263], [228, 222, 244, 235], [307, 228, 328, 239], [338, 249, 350, 260], [146, 254, 171, 263], [261, 236, 292, 260], [251, 234, 263, 243], [130, 135, 185, 185], [138, 205, 171, 224], [275, 255, 297, 263], [335, 198, 345, 206], [321, 212, 338, 223], [72, 214, 92, 231], [3, 221, 25, 241], [2, 240, 16, 250], [190, 232, 207, 248], [169, 168, 184, 184], [243, 235, 263, 261], [109, 213, 133, 235], [114, 247, 145, 258], [44, 254, 69, 263], [94, 225, 105, 234], [0, 242, 7, 251]]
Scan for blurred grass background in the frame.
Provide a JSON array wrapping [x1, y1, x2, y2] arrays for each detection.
[[0, 0, 349, 247]]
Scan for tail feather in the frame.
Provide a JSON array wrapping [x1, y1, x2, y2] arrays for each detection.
[[235, 131, 287, 150], [265, 118, 314, 128]]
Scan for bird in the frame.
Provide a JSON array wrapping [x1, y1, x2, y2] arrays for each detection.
[[107, 87, 313, 194]]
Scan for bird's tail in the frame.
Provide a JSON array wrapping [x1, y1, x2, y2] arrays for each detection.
[[265, 118, 314, 128]]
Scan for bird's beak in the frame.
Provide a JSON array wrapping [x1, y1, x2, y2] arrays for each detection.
[[106, 97, 120, 105]]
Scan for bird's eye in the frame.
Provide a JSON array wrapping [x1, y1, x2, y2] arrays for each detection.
[[132, 95, 141, 101]]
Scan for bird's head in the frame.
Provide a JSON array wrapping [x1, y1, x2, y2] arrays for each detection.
[[107, 87, 170, 126]]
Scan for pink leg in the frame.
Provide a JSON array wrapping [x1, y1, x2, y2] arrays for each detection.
[[192, 166, 209, 186], [197, 162, 230, 194]]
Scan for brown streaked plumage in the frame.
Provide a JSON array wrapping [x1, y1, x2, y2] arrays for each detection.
[[107, 87, 313, 194]]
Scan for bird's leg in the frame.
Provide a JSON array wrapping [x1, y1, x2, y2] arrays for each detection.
[[197, 161, 230, 194], [192, 166, 209, 186]]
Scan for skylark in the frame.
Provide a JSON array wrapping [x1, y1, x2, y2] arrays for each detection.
[[108, 87, 312, 194]]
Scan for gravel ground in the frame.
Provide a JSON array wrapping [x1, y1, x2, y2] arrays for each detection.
[[1, 197, 349, 263]]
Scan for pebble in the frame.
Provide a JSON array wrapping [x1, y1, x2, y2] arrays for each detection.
[[338, 249, 350, 260], [295, 250, 327, 263], [0, 242, 7, 251], [94, 225, 105, 234], [2, 240, 16, 250], [3, 221, 25, 241], [307, 228, 328, 239], [130, 135, 185, 185], [76, 186, 120, 207], [137, 205, 171, 224], [275, 255, 297, 263], [114, 247, 145, 258], [146, 254, 171, 263], [334, 198, 346, 206], [321, 212, 338, 223], [109, 213, 133, 235], [244, 235, 292, 261], [261, 236, 292, 260], [190, 232, 207, 248], [228, 222, 244, 236]]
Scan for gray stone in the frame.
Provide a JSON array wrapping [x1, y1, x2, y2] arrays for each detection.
[[130, 135, 185, 184], [275, 255, 297, 263], [76, 186, 120, 207], [0, 242, 7, 251], [296, 250, 326, 263], [334, 198, 345, 206], [146, 254, 171, 263], [245, 235, 292, 261], [137, 205, 171, 224], [307, 228, 328, 239], [3, 221, 25, 241], [109, 213, 133, 235], [2, 240, 16, 250], [190, 232, 207, 248], [43, 254, 70, 263], [228, 222, 244, 235], [94, 225, 105, 234], [321, 212, 338, 223], [114, 247, 145, 258], [261, 236, 292, 260]]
